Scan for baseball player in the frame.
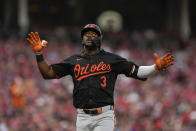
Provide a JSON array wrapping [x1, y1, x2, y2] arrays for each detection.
[[26, 24, 174, 131]]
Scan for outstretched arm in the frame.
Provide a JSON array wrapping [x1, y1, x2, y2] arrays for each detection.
[[26, 32, 57, 79], [137, 53, 174, 78]]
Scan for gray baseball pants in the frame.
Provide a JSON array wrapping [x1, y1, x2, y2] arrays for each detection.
[[76, 108, 115, 131]]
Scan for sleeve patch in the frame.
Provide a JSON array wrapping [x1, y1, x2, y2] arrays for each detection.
[[129, 65, 135, 76]]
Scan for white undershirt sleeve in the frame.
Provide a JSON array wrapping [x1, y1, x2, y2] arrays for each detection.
[[137, 64, 157, 78]]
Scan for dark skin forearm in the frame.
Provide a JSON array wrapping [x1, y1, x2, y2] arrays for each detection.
[[36, 55, 57, 79]]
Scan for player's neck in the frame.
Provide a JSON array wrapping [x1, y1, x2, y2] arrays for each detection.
[[84, 48, 100, 56]]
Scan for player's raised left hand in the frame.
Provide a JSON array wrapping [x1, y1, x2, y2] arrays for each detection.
[[154, 53, 174, 70]]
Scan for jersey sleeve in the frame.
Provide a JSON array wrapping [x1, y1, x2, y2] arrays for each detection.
[[51, 56, 73, 78], [112, 55, 147, 81]]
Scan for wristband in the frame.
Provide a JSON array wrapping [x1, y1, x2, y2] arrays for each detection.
[[36, 54, 44, 62]]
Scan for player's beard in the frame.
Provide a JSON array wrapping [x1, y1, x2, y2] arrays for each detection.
[[82, 37, 101, 51], [82, 41, 97, 51]]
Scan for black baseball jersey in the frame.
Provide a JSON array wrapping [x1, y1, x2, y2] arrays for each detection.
[[51, 50, 147, 109]]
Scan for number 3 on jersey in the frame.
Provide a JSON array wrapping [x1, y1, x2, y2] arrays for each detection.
[[100, 76, 106, 87]]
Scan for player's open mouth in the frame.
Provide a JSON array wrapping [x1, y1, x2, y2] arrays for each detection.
[[87, 41, 92, 44]]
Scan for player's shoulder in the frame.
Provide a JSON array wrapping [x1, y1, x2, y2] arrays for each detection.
[[62, 54, 78, 61], [101, 50, 115, 56], [101, 50, 125, 60]]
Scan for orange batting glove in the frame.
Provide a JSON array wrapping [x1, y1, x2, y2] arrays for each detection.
[[26, 32, 48, 54], [154, 53, 175, 70]]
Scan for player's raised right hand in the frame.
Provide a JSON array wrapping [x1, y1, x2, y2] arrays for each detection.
[[26, 32, 48, 53]]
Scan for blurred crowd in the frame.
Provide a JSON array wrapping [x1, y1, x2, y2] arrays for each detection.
[[0, 26, 196, 131]]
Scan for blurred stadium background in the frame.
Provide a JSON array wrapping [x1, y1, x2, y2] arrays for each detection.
[[0, 0, 196, 130]]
